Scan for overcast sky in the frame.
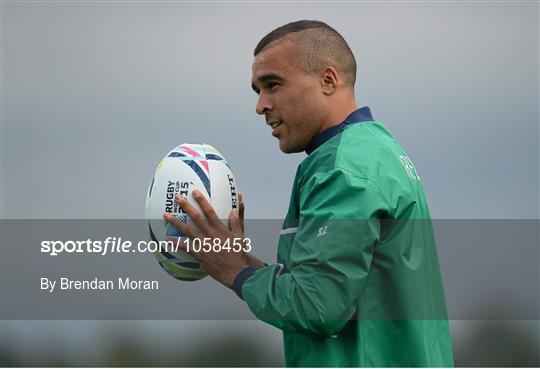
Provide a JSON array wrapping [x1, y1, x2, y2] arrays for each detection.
[[2, 1, 538, 220]]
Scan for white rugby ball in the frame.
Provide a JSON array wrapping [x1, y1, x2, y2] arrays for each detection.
[[145, 143, 238, 281]]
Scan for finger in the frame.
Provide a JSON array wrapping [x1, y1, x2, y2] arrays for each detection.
[[163, 213, 201, 239], [229, 209, 243, 237], [238, 192, 245, 231], [191, 190, 223, 228], [174, 194, 210, 233], [238, 192, 245, 215]]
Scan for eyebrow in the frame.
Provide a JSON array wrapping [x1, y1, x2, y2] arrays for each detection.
[[251, 73, 284, 94]]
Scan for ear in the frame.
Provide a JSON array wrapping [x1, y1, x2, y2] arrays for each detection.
[[320, 66, 339, 95]]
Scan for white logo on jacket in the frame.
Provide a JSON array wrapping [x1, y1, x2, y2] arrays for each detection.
[[399, 155, 421, 180]]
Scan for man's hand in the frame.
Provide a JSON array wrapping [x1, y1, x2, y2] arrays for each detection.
[[163, 190, 251, 289], [237, 192, 267, 268]]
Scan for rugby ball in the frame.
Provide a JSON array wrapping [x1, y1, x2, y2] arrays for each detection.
[[145, 143, 238, 281]]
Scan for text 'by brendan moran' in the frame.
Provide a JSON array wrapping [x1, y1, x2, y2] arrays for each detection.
[[40, 277, 159, 292]]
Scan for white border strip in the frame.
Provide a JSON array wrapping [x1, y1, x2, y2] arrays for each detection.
[[279, 227, 298, 235]]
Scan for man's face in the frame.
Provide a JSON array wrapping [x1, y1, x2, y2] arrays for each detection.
[[251, 40, 328, 153]]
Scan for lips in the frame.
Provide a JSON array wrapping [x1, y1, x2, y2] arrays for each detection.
[[268, 120, 282, 129], [271, 123, 283, 138]]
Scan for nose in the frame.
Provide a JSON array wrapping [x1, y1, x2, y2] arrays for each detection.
[[255, 92, 273, 115]]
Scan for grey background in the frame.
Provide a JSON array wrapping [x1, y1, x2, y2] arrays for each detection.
[[1, 1, 539, 366]]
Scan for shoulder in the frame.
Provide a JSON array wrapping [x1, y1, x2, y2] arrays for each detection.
[[335, 122, 404, 176], [297, 121, 428, 218], [299, 121, 404, 180]]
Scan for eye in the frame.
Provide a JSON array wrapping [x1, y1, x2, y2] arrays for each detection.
[[267, 82, 279, 90]]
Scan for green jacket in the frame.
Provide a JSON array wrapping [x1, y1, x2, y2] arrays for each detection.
[[234, 108, 454, 367]]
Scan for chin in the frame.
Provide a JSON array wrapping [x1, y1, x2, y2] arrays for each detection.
[[279, 140, 306, 154], [279, 147, 295, 154]]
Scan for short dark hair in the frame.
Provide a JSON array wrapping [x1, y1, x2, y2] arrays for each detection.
[[254, 20, 357, 87]]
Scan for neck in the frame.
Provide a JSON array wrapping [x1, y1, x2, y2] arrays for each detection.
[[319, 97, 358, 133]]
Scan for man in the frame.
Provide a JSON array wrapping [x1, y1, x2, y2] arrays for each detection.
[[165, 20, 454, 367]]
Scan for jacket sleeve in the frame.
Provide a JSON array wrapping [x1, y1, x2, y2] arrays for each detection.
[[239, 169, 388, 337]]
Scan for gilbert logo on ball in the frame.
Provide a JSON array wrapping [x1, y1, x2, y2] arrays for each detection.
[[145, 143, 238, 281]]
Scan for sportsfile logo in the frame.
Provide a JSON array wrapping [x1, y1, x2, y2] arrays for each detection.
[[165, 181, 191, 213]]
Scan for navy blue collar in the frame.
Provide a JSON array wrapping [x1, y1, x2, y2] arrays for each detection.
[[305, 106, 374, 155]]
